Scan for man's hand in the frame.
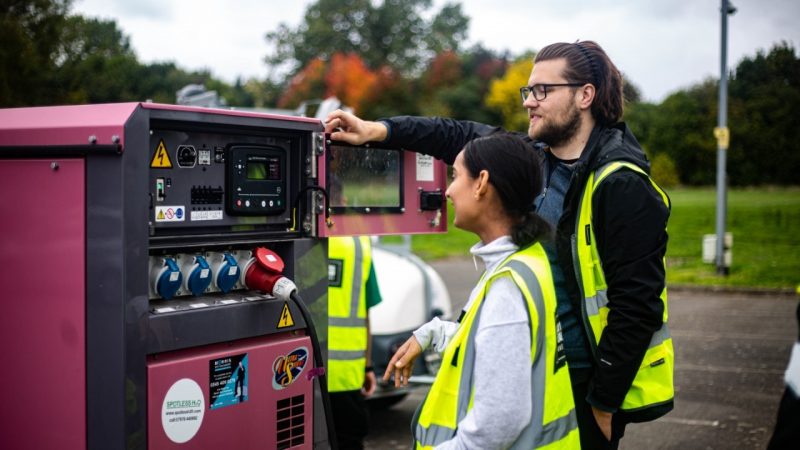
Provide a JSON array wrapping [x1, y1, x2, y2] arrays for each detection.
[[324, 109, 388, 145], [591, 406, 613, 441], [382, 336, 422, 387], [362, 369, 377, 397]]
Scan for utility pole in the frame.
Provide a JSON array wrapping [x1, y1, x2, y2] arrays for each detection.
[[714, 0, 736, 275]]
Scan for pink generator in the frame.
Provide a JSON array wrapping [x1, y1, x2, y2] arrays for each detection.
[[0, 103, 447, 449]]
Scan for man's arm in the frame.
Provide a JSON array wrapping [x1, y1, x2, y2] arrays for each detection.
[[588, 170, 670, 411], [380, 116, 504, 165], [324, 110, 504, 165]]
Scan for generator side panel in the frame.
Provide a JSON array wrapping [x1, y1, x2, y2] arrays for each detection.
[[147, 335, 314, 450], [0, 159, 86, 449]]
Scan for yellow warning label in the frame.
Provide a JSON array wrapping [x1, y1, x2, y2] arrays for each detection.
[[277, 302, 295, 328], [157, 209, 165, 221], [150, 139, 173, 168]]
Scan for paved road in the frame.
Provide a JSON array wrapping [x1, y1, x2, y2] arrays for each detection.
[[365, 258, 798, 450]]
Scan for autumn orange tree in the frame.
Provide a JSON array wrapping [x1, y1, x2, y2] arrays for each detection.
[[278, 52, 394, 115]]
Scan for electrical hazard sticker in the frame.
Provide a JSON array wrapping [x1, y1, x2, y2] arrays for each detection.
[[277, 302, 295, 328], [156, 206, 185, 222], [151, 139, 173, 168]]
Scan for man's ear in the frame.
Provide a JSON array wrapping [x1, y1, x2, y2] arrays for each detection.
[[577, 84, 596, 111]]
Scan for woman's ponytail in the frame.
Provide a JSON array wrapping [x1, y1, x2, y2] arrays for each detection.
[[511, 210, 552, 248]]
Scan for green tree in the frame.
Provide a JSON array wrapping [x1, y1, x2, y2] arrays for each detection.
[[56, 15, 141, 103], [647, 80, 718, 185], [727, 42, 800, 185], [265, 0, 469, 77], [0, 0, 71, 106]]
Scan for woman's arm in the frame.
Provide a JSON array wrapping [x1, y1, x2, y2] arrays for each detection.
[[384, 317, 458, 387]]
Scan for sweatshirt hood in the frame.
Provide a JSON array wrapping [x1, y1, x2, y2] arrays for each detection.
[[581, 122, 651, 174]]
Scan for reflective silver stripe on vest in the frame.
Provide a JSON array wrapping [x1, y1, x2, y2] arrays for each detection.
[[505, 261, 578, 449], [329, 237, 365, 328], [328, 316, 367, 327], [586, 288, 671, 350], [328, 349, 367, 360]]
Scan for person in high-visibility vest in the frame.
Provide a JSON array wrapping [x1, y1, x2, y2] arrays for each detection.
[[327, 235, 382, 450], [384, 133, 580, 449], [326, 40, 673, 449]]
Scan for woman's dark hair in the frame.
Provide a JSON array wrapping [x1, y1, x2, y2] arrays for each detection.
[[535, 40, 624, 126], [463, 134, 552, 247]]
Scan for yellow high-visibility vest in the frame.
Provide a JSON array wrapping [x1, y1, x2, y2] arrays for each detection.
[[574, 161, 674, 414], [327, 236, 371, 392], [413, 244, 580, 449]]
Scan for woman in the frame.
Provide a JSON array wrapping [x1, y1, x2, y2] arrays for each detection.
[[384, 134, 580, 449]]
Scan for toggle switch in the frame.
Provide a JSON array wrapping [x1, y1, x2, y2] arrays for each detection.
[[156, 177, 165, 202]]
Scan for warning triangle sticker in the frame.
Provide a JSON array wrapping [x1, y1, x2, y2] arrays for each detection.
[[150, 139, 173, 168], [157, 209, 165, 220], [277, 302, 295, 328]]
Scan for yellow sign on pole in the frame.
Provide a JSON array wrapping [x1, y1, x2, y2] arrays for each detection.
[[713, 127, 730, 150]]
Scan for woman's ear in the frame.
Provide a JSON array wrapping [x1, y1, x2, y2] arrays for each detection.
[[475, 170, 490, 198]]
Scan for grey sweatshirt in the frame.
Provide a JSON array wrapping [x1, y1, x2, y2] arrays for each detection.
[[413, 236, 532, 449]]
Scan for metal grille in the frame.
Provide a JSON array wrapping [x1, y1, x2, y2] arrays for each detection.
[[276, 394, 305, 449]]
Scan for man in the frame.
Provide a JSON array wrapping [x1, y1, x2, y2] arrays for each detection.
[[327, 236, 382, 450], [325, 40, 673, 449]]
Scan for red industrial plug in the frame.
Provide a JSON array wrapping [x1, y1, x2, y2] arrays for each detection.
[[243, 247, 297, 300]]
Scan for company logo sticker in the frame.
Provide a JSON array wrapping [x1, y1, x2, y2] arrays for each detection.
[[161, 378, 205, 444], [272, 347, 309, 389]]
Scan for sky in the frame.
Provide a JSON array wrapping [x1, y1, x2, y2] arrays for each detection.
[[72, 0, 800, 103]]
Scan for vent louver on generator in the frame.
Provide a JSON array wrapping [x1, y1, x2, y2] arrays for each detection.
[[276, 394, 305, 449]]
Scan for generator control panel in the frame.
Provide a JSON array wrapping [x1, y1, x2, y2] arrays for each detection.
[[148, 128, 302, 236], [226, 145, 287, 215]]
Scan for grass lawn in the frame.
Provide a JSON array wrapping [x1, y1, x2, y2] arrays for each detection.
[[409, 187, 800, 290]]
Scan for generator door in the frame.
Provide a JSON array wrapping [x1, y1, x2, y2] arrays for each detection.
[[318, 138, 448, 237]]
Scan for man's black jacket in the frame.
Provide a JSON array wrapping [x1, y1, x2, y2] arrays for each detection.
[[379, 116, 671, 418]]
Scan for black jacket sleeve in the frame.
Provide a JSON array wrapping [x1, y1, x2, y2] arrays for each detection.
[[586, 169, 670, 412], [380, 116, 503, 165]]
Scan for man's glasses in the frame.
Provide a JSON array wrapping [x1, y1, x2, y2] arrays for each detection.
[[520, 83, 584, 102]]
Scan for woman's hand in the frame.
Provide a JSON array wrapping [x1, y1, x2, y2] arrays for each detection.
[[324, 109, 388, 145], [383, 336, 422, 387]]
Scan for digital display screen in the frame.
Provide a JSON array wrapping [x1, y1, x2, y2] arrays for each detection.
[[328, 145, 402, 210], [246, 157, 280, 181]]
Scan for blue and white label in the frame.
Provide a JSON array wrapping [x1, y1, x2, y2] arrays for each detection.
[[156, 206, 186, 222]]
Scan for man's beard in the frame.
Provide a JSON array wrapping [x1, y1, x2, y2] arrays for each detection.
[[532, 103, 582, 148]]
